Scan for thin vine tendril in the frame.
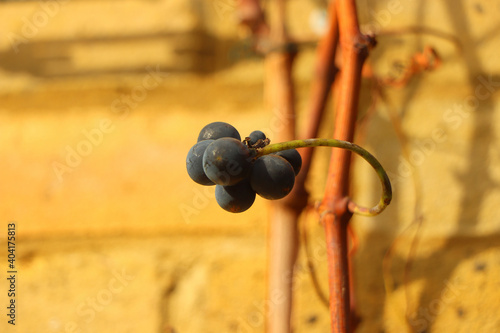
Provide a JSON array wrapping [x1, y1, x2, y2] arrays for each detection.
[[254, 138, 392, 216]]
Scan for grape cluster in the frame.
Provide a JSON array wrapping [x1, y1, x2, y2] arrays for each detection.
[[186, 122, 302, 213]]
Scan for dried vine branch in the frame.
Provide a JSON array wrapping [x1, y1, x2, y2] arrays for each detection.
[[289, 0, 339, 211], [317, 0, 376, 331]]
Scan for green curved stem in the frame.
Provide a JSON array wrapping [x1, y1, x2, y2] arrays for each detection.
[[254, 138, 392, 216]]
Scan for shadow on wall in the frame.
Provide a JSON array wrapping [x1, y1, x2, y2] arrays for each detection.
[[355, 1, 500, 332], [1, 30, 260, 77]]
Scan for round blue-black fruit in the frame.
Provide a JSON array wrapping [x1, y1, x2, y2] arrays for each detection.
[[186, 140, 215, 185], [203, 138, 252, 186], [248, 130, 266, 146], [215, 181, 256, 213], [275, 149, 302, 175], [197, 121, 241, 142], [250, 155, 295, 200]]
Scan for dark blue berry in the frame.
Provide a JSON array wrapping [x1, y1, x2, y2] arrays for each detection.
[[203, 138, 252, 186], [197, 122, 241, 142], [250, 155, 295, 199], [186, 140, 215, 185], [215, 181, 256, 213]]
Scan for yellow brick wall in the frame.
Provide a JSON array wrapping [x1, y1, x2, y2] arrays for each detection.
[[1, 0, 500, 332]]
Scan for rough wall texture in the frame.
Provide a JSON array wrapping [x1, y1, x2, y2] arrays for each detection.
[[1, 0, 500, 332]]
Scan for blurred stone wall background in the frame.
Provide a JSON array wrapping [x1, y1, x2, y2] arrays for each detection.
[[0, 0, 500, 332]]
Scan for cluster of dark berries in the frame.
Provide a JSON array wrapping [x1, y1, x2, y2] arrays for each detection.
[[186, 122, 302, 213]]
